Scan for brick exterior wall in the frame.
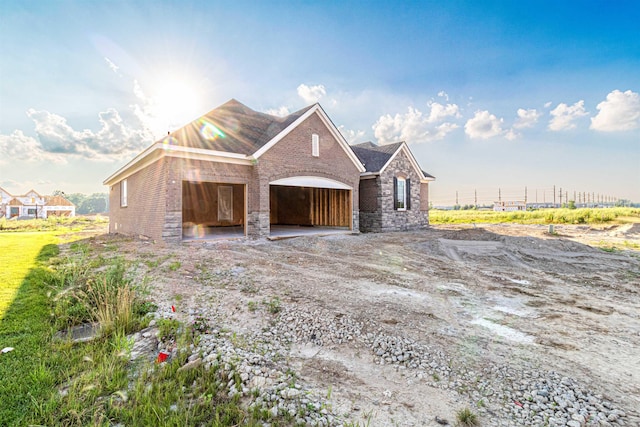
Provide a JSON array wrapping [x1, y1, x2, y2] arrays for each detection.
[[420, 182, 430, 211], [359, 149, 430, 232], [164, 157, 256, 241], [359, 177, 382, 232], [108, 158, 168, 241], [256, 112, 362, 235], [108, 111, 363, 241]]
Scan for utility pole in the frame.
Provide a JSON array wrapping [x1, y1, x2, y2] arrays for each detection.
[[566, 191, 568, 205], [524, 186, 528, 204], [559, 187, 563, 206], [456, 191, 458, 206], [553, 185, 556, 207], [498, 188, 501, 202], [474, 189, 477, 208]]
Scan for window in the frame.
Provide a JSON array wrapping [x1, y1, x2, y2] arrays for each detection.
[[28, 208, 36, 215], [394, 177, 411, 211], [121, 179, 128, 207], [312, 133, 319, 157]]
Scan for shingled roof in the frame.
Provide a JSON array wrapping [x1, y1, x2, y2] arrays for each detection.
[[351, 141, 435, 180], [350, 141, 404, 173], [169, 99, 316, 155]]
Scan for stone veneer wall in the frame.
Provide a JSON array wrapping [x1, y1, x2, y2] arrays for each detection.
[[378, 150, 429, 232]]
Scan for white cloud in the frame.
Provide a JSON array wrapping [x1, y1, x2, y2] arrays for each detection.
[[297, 84, 326, 104], [437, 91, 449, 101], [104, 57, 120, 74], [544, 101, 553, 108], [338, 125, 365, 144], [372, 101, 460, 144], [590, 89, 640, 131], [548, 100, 588, 131], [464, 110, 504, 139], [513, 108, 541, 129], [265, 106, 291, 117], [22, 108, 151, 160], [0, 130, 64, 164], [428, 102, 461, 122]]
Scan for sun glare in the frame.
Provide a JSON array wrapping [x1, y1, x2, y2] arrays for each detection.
[[150, 75, 202, 132]]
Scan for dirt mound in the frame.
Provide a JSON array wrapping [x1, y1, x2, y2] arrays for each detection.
[[612, 222, 640, 237]]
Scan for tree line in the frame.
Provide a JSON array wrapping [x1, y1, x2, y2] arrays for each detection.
[[53, 191, 109, 215]]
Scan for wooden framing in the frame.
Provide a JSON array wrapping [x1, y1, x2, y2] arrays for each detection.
[[309, 188, 350, 227]]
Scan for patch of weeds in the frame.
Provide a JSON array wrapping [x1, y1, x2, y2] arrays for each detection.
[[285, 368, 298, 387], [432, 373, 441, 382], [112, 330, 135, 357], [247, 301, 258, 312], [230, 332, 249, 350], [623, 240, 640, 250], [157, 318, 181, 343], [194, 262, 217, 286], [456, 407, 479, 426], [191, 315, 210, 334], [239, 277, 258, 293], [134, 300, 157, 317], [263, 297, 281, 314], [167, 261, 182, 271], [69, 241, 90, 256], [173, 293, 183, 302], [476, 399, 485, 408], [103, 243, 118, 252]]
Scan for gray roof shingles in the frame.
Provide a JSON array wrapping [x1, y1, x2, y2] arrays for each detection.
[[351, 141, 404, 173], [169, 99, 315, 155], [351, 141, 435, 179]]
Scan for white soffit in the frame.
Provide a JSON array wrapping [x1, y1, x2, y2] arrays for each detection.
[[270, 176, 352, 190]]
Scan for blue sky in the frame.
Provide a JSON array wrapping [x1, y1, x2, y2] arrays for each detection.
[[1, 0, 638, 205]]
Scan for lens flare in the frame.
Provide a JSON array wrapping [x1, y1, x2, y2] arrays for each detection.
[[199, 119, 225, 140], [162, 135, 179, 149]]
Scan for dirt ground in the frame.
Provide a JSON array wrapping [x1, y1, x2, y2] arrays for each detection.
[[94, 223, 640, 426]]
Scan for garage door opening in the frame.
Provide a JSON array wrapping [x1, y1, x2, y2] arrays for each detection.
[[182, 181, 245, 240], [269, 184, 351, 238]]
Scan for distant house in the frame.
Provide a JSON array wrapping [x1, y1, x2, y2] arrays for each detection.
[[104, 99, 435, 242], [493, 200, 526, 212], [0, 187, 75, 219], [351, 142, 434, 232]]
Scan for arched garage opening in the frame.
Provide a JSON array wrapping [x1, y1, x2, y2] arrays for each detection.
[[269, 176, 352, 237]]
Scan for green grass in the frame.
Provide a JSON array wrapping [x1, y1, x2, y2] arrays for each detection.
[[0, 233, 61, 425], [430, 207, 640, 225], [0, 215, 108, 232], [0, 228, 295, 426], [456, 407, 479, 426], [0, 232, 59, 318]]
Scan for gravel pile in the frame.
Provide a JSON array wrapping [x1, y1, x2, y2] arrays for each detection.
[[188, 315, 343, 426], [270, 306, 631, 426], [143, 300, 632, 427]]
